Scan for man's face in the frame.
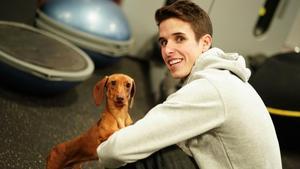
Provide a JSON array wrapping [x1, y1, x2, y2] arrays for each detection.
[[158, 18, 206, 79]]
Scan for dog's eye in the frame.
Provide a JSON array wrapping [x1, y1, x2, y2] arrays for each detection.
[[126, 83, 131, 88], [111, 81, 116, 86]]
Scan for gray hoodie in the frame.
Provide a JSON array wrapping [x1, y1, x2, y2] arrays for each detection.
[[97, 48, 282, 169]]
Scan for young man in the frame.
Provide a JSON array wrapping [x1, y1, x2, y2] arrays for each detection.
[[97, 1, 282, 168]]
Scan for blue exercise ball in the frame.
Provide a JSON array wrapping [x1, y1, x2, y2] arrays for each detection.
[[36, 0, 133, 67], [41, 0, 131, 41]]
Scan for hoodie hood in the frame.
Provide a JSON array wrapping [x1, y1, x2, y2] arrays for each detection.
[[192, 47, 251, 82]]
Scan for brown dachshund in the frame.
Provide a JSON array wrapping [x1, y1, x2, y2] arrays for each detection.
[[46, 73, 135, 169]]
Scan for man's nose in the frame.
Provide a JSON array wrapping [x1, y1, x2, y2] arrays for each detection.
[[164, 42, 175, 54]]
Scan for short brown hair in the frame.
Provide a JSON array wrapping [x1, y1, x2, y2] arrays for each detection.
[[155, 0, 213, 41]]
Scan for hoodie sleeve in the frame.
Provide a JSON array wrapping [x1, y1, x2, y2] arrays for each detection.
[[97, 78, 225, 168]]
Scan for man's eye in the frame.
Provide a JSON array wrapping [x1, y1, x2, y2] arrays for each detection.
[[176, 36, 185, 43], [159, 39, 167, 47]]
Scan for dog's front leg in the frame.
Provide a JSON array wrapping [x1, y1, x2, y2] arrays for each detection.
[[125, 115, 133, 126], [116, 118, 126, 128]]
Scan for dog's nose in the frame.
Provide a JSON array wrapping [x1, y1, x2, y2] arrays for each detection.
[[116, 96, 124, 102]]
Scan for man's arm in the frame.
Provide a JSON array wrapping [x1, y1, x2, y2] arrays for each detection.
[[97, 79, 225, 168]]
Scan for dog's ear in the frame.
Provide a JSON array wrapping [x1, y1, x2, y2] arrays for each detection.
[[93, 76, 109, 106], [129, 80, 136, 108]]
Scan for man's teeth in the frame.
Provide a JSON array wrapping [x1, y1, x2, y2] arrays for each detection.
[[169, 59, 182, 65]]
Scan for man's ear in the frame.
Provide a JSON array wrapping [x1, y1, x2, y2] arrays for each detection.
[[200, 34, 212, 52]]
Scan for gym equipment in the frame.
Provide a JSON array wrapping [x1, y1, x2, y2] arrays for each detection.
[[0, 21, 94, 94], [36, 0, 133, 67], [249, 52, 300, 147], [250, 52, 300, 117], [205, 0, 300, 56]]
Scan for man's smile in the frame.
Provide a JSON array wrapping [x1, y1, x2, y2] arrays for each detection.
[[168, 58, 183, 67]]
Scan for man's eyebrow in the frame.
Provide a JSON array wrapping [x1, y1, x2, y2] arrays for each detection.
[[157, 32, 185, 41], [172, 32, 185, 36], [158, 32, 185, 41]]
